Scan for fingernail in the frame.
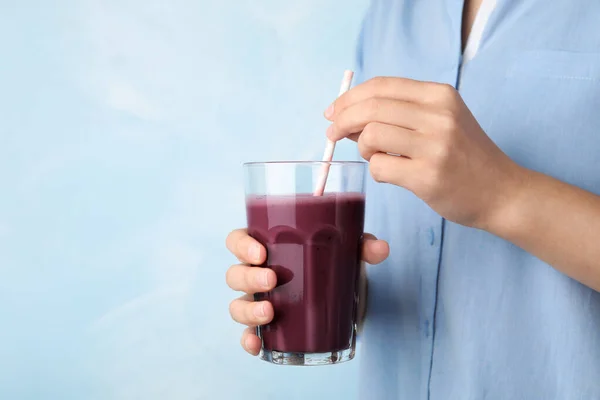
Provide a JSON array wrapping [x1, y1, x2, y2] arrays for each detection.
[[324, 103, 334, 119], [254, 303, 265, 318], [244, 336, 252, 350], [257, 270, 270, 288], [326, 125, 334, 139], [248, 244, 260, 263]]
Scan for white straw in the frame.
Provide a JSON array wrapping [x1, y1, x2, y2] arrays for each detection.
[[313, 69, 354, 196]]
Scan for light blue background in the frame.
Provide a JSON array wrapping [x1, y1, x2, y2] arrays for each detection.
[[0, 1, 368, 399]]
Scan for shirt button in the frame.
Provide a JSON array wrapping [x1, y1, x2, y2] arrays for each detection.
[[428, 227, 435, 246]]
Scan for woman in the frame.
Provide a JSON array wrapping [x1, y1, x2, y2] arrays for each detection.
[[225, 0, 600, 398]]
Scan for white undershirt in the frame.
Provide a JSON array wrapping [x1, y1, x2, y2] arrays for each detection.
[[458, 0, 497, 88]]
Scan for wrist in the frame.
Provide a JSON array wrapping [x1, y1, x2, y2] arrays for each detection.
[[477, 161, 534, 238]]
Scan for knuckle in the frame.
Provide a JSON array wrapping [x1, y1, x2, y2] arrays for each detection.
[[437, 112, 458, 134], [244, 303, 256, 323], [245, 268, 260, 291], [369, 156, 385, 183], [369, 76, 386, 91], [361, 123, 380, 148], [357, 138, 368, 160], [437, 83, 458, 101], [364, 97, 381, 119]]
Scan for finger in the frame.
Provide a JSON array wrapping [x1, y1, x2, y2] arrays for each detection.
[[241, 326, 262, 356], [357, 122, 430, 161], [326, 98, 438, 142], [226, 264, 277, 294], [325, 77, 451, 120], [229, 295, 274, 326], [362, 235, 390, 265], [225, 229, 266, 265], [347, 132, 361, 142], [368, 152, 415, 188], [363, 233, 378, 241]]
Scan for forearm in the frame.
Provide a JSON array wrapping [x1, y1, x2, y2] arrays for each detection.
[[486, 167, 600, 291]]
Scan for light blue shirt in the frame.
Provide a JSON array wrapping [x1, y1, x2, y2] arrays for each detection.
[[355, 1, 600, 399]]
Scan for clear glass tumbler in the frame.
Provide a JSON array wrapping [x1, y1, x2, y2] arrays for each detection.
[[243, 161, 367, 366]]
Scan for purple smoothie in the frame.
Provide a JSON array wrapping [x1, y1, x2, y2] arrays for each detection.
[[246, 192, 365, 354]]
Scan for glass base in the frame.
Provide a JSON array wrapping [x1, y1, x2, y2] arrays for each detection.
[[258, 346, 355, 366]]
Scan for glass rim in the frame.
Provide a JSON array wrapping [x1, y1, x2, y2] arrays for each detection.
[[243, 160, 367, 167]]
